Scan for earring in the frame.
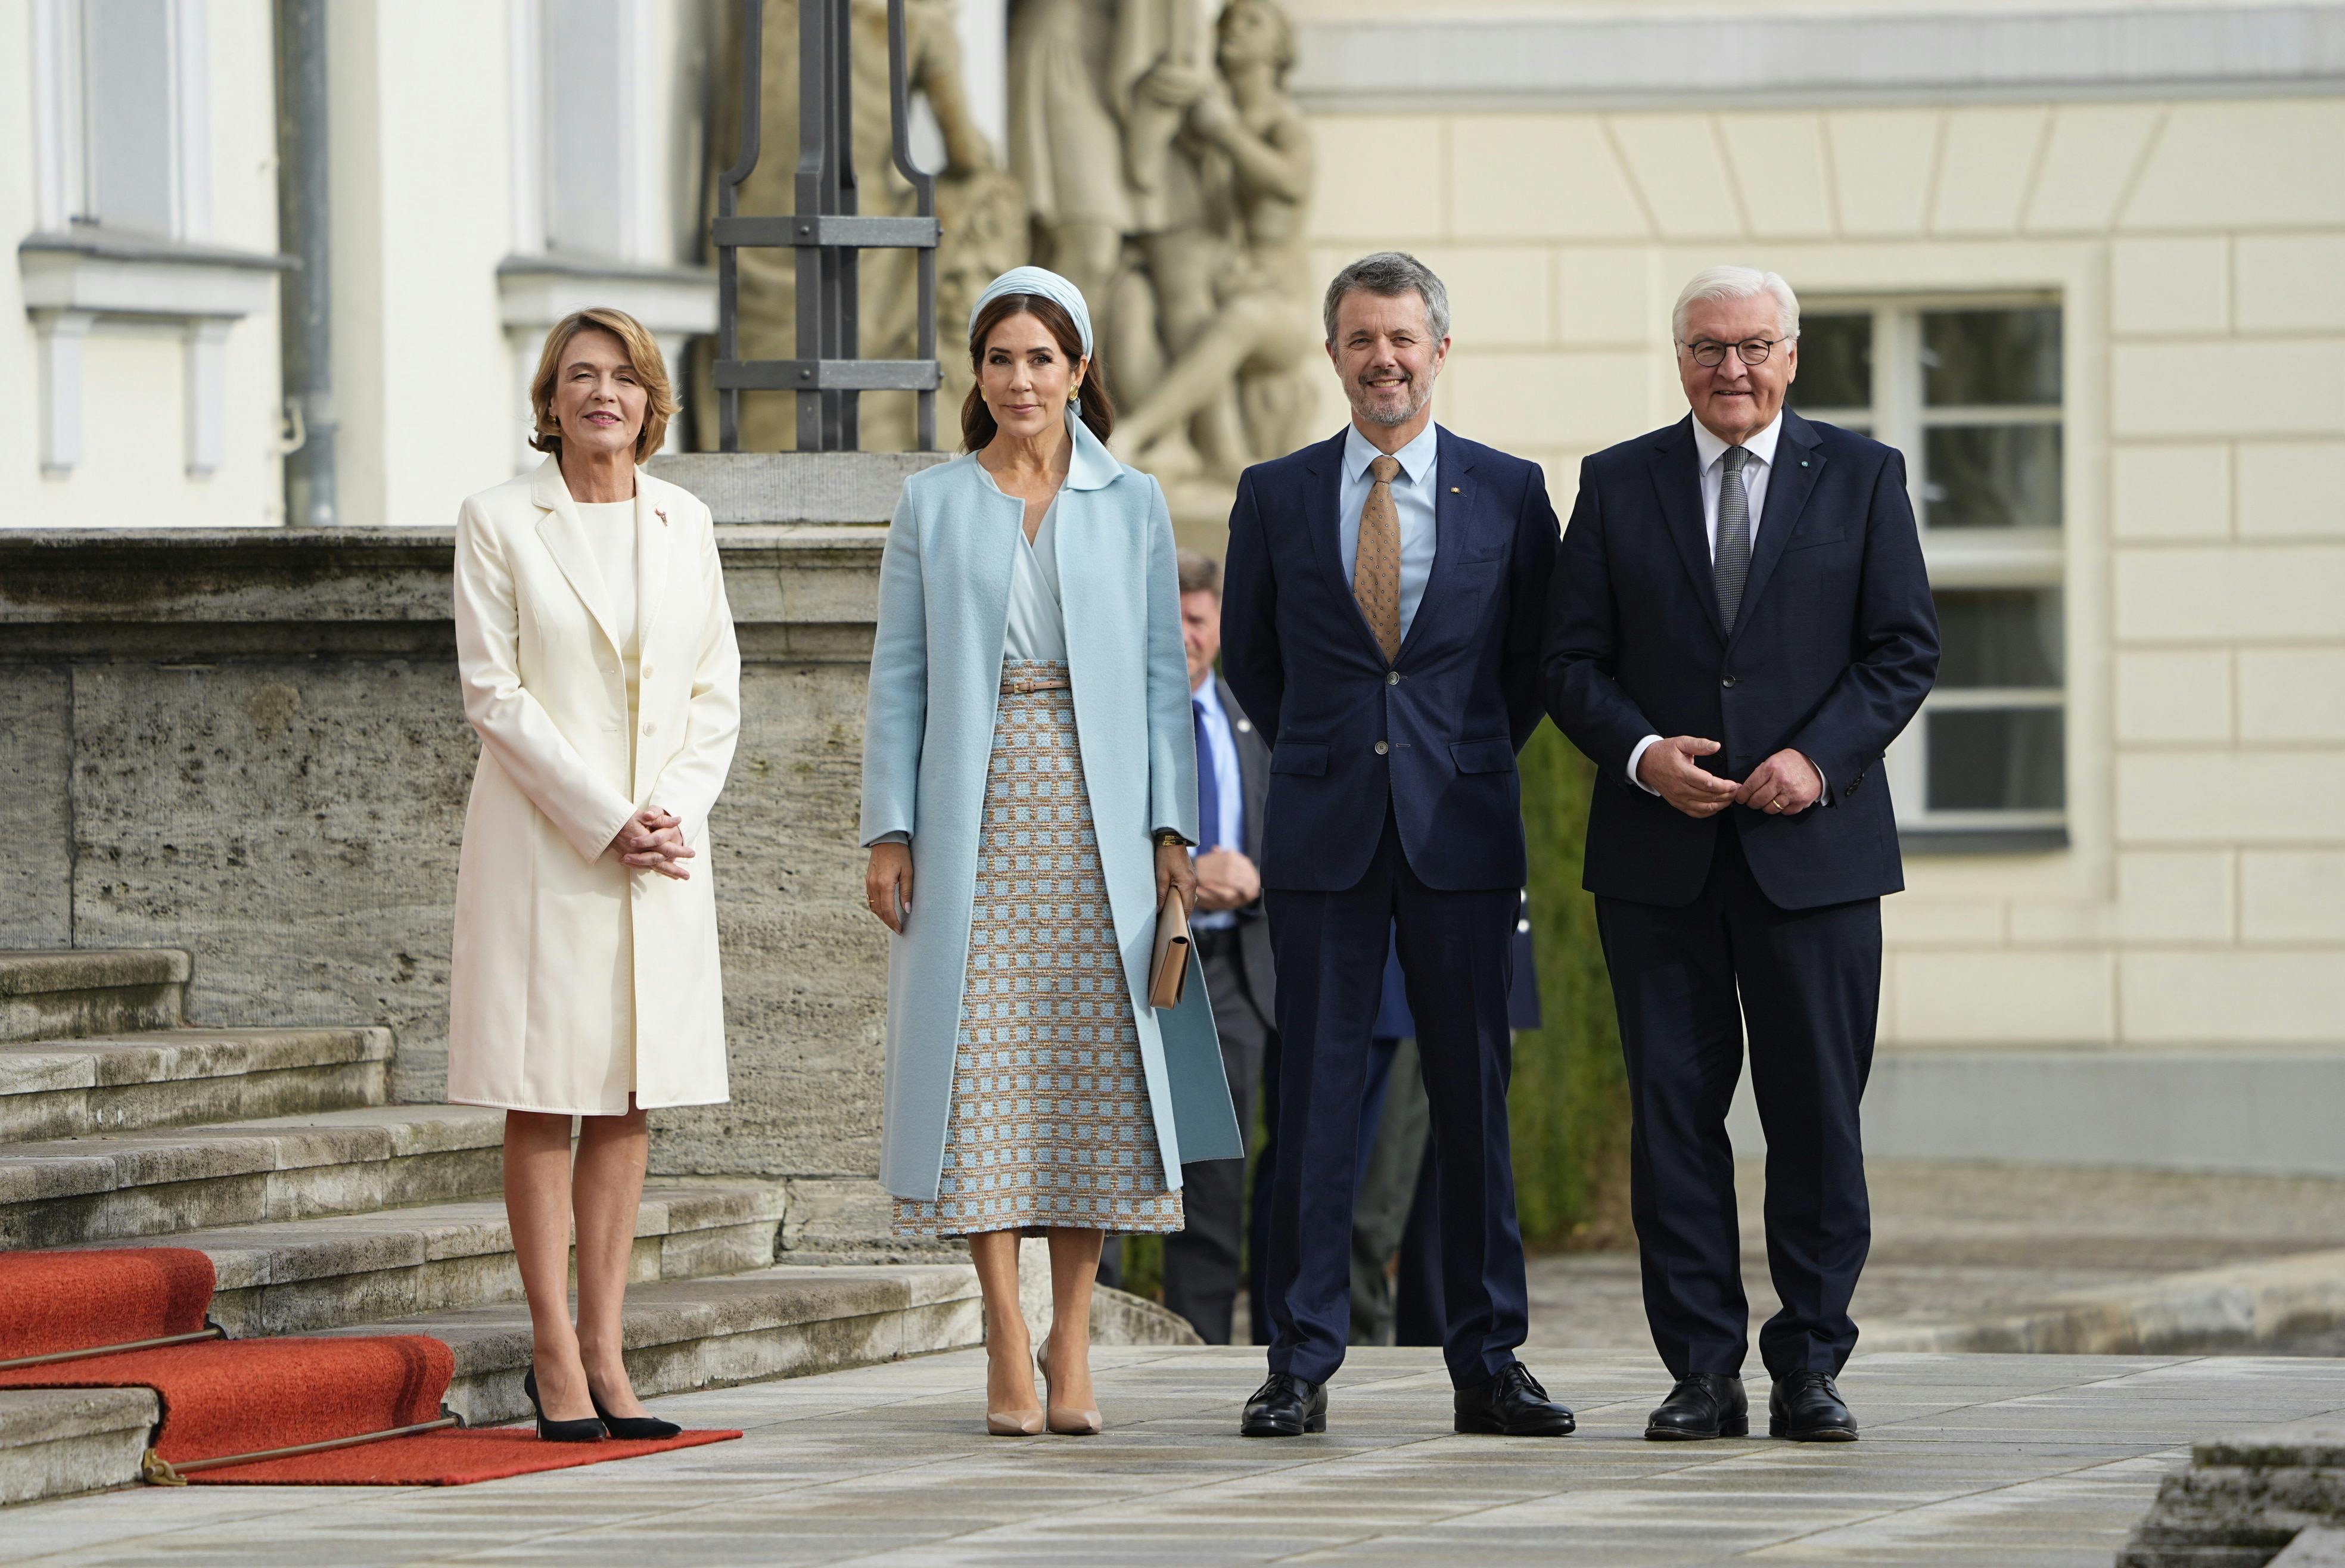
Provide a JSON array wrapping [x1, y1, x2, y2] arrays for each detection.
[[1067, 387, 1080, 405]]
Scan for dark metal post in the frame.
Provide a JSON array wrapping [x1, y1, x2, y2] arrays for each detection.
[[887, 0, 938, 452], [273, 0, 335, 525], [713, 0, 940, 452]]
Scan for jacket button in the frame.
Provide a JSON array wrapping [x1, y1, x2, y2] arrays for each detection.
[[1721, 674, 1737, 689], [642, 721, 656, 736], [1373, 741, 1389, 755], [1386, 671, 1399, 686]]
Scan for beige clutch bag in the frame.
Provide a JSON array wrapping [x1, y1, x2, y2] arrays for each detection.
[[1148, 887, 1192, 1009]]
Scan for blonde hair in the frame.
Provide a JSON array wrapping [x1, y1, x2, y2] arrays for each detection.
[[528, 307, 677, 461]]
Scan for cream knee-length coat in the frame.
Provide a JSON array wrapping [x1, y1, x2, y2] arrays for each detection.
[[447, 458, 742, 1115]]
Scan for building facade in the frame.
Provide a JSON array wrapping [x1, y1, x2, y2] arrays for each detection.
[[5, 0, 2340, 1168]]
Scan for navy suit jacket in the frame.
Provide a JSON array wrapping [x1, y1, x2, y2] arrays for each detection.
[[1221, 425, 1559, 893], [1541, 409, 1939, 911]]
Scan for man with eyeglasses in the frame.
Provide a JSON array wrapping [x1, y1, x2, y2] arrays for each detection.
[[1541, 266, 1939, 1447]]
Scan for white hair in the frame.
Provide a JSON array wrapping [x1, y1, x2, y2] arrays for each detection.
[[1671, 266, 1801, 345]]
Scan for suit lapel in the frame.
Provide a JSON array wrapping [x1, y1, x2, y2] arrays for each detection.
[[1647, 418, 1725, 644], [1397, 427, 1473, 664], [1728, 410, 1827, 651], [530, 458, 624, 657], [1301, 428, 1388, 662]]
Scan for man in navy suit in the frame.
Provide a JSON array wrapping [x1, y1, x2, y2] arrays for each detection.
[[1543, 267, 1939, 1445], [1222, 252, 1570, 1439]]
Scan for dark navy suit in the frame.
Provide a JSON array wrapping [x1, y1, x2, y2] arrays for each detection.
[[1223, 424, 1557, 1389], [1542, 409, 1937, 1381]]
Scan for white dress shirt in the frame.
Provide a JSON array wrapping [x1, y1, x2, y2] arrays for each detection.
[[1338, 420, 1440, 644], [1188, 673, 1245, 932], [1628, 412, 1827, 802]]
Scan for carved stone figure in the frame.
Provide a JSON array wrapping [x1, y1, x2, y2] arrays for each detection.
[[1006, 0, 1128, 310], [1112, 0, 1315, 478]]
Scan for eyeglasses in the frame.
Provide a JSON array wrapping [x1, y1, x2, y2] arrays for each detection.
[[1681, 336, 1795, 368]]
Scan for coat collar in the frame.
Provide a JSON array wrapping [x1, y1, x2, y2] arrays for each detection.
[[1729, 407, 1825, 648], [1065, 407, 1123, 491], [529, 455, 670, 657]]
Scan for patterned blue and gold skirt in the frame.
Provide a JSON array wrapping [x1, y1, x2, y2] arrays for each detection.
[[892, 661, 1184, 1239]]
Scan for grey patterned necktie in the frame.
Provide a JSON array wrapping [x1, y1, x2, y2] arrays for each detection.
[[1715, 445, 1752, 633]]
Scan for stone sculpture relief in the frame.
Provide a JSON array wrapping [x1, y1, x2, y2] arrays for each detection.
[[713, 0, 1318, 489]]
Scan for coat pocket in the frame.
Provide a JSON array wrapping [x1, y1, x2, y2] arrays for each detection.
[[1449, 736, 1516, 774], [1270, 741, 1329, 776]]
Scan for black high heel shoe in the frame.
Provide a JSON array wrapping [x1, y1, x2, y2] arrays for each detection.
[[589, 1386, 681, 1442], [523, 1368, 608, 1443]]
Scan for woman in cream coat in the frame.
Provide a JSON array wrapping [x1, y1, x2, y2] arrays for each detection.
[[449, 307, 741, 1441]]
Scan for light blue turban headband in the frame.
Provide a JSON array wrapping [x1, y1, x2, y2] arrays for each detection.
[[967, 265, 1094, 359]]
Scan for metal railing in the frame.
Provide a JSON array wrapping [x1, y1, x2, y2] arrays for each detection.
[[713, 0, 940, 453]]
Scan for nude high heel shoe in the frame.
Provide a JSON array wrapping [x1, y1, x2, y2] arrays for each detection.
[[985, 1339, 1044, 1437], [1038, 1334, 1103, 1436]]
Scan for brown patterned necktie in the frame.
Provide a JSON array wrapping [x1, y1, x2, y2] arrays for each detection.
[[1354, 453, 1404, 663]]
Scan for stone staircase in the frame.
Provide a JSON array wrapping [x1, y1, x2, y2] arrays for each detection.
[[0, 948, 999, 1507]]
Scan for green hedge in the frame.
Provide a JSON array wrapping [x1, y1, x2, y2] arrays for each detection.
[[1510, 723, 1634, 1250]]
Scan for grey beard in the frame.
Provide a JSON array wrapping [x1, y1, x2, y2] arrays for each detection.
[[1357, 378, 1429, 427]]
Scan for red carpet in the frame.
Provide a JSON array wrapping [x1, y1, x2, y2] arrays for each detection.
[[186, 1427, 739, 1485], [0, 1249, 740, 1484], [0, 1247, 214, 1359]]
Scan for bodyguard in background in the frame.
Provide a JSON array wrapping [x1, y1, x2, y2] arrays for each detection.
[[1160, 549, 1279, 1344], [1222, 252, 1570, 1439], [1542, 266, 1939, 1444]]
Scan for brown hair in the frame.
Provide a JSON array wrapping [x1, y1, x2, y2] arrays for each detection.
[[528, 307, 677, 462], [961, 295, 1115, 452], [1177, 549, 1222, 598]]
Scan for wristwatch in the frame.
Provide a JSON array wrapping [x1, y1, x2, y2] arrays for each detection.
[[1153, 830, 1192, 848]]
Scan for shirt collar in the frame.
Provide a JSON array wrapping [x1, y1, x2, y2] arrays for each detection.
[[1191, 670, 1224, 712], [1344, 419, 1439, 487], [1691, 411, 1783, 474]]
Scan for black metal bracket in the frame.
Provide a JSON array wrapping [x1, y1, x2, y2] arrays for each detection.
[[714, 0, 940, 453]]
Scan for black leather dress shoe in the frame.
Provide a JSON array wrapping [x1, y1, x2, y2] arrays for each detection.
[[1241, 1373, 1327, 1436], [1453, 1362, 1575, 1436], [1769, 1371, 1858, 1442], [1644, 1373, 1748, 1440]]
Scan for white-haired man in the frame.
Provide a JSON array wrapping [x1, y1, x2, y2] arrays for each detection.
[[1541, 267, 1939, 1443]]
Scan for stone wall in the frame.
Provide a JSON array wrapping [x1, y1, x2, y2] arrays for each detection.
[[0, 452, 939, 1242]]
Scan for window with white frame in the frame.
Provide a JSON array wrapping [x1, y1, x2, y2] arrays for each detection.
[[30, 0, 211, 239], [1787, 297, 2067, 844]]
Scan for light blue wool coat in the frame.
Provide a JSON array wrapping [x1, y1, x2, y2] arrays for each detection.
[[860, 415, 1245, 1202]]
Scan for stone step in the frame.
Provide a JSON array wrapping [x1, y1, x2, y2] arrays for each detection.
[[0, 1027, 392, 1141], [326, 1263, 988, 1426], [0, 951, 186, 1046], [0, 1387, 157, 1507], [0, 1104, 505, 1250], [52, 1184, 786, 1337]]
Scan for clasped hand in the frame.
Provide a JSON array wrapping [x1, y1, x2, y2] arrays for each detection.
[[1637, 737, 1823, 820], [610, 805, 695, 881]]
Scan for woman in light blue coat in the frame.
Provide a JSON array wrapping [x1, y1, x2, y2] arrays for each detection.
[[861, 267, 1242, 1437]]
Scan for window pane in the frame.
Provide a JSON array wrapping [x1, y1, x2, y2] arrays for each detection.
[[1927, 708, 2064, 811], [1935, 589, 2063, 687], [1923, 307, 2061, 406], [1789, 313, 1871, 410], [1923, 424, 2062, 529], [82, 0, 176, 234], [545, 5, 629, 258]]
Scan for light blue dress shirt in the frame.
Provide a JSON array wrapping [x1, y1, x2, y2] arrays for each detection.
[[1189, 674, 1245, 932], [1337, 421, 1441, 643]]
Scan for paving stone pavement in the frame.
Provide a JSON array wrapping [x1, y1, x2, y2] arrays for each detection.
[[1524, 1163, 2345, 1355], [5, 1347, 2344, 1566]]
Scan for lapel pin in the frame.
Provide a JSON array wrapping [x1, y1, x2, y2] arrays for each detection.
[[1800, 461, 1809, 468], [655, 508, 671, 525], [1450, 486, 1461, 494]]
